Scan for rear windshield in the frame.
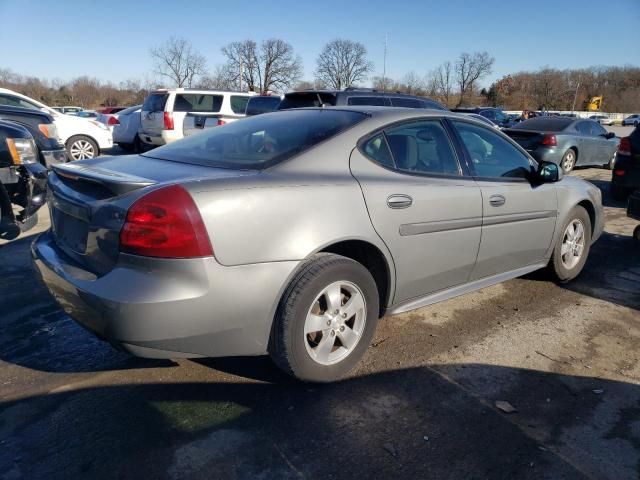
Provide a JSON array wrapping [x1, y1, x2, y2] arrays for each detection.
[[142, 93, 168, 112], [246, 96, 282, 116], [230, 95, 251, 114], [278, 92, 337, 109], [512, 117, 573, 132], [173, 94, 223, 113], [142, 109, 367, 170]]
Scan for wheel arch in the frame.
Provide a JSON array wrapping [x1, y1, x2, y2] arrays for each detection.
[[66, 134, 101, 157], [577, 199, 596, 237]]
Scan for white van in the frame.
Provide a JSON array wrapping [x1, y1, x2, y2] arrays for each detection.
[[139, 89, 256, 147]]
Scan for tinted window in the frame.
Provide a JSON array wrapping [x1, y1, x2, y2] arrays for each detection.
[[143, 109, 366, 169], [591, 122, 607, 136], [246, 96, 282, 116], [230, 95, 251, 114], [173, 94, 223, 113], [512, 117, 573, 132], [279, 92, 337, 109], [453, 121, 532, 179], [347, 96, 388, 106], [363, 133, 394, 168], [422, 99, 447, 111], [575, 121, 591, 135], [390, 97, 422, 108], [0, 94, 40, 110], [142, 93, 168, 112], [382, 120, 460, 176]]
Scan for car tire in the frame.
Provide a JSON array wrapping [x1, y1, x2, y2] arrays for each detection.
[[548, 205, 591, 283], [66, 135, 99, 161], [561, 149, 577, 174], [269, 253, 380, 382], [611, 183, 629, 201]]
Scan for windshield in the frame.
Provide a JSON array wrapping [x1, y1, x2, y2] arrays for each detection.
[[142, 109, 367, 169]]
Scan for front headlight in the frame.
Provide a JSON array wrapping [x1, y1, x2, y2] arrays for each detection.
[[6, 138, 38, 164], [89, 120, 109, 131], [38, 123, 60, 141]]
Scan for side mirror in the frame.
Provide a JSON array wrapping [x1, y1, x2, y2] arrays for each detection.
[[604, 132, 616, 139], [537, 160, 562, 183]]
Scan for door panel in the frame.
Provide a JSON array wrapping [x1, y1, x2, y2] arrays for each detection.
[[471, 181, 558, 279], [350, 148, 482, 303]]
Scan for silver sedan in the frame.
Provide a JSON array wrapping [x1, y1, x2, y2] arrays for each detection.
[[33, 107, 604, 382]]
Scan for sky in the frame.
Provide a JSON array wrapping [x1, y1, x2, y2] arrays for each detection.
[[1, 0, 639, 88]]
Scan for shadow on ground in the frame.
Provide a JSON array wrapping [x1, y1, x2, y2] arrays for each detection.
[[2, 362, 639, 480]]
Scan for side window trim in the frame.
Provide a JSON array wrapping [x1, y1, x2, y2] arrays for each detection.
[[357, 117, 471, 179], [449, 118, 535, 182]]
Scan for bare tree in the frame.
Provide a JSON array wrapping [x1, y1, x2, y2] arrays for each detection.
[[430, 61, 454, 106], [400, 71, 425, 95], [455, 52, 494, 106], [315, 39, 373, 89], [197, 65, 237, 90], [150, 37, 207, 88], [221, 38, 302, 93]]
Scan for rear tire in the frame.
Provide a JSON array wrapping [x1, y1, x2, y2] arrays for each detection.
[[561, 149, 577, 174], [548, 206, 591, 283], [269, 253, 379, 382], [66, 135, 99, 160]]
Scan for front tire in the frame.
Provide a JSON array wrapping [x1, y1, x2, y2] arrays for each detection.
[[548, 206, 591, 283], [270, 253, 379, 382], [66, 135, 99, 160], [561, 149, 577, 174]]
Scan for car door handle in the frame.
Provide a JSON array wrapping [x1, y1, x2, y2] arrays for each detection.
[[387, 194, 413, 209], [489, 194, 506, 207]]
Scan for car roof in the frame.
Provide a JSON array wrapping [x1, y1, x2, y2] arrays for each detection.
[[0, 105, 53, 121], [150, 88, 256, 95], [291, 106, 485, 124]]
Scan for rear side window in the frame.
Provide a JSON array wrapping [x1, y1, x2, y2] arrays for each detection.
[[347, 96, 388, 106], [279, 93, 337, 109], [363, 133, 394, 168], [246, 96, 282, 116], [173, 94, 223, 113], [390, 97, 422, 108], [142, 93, 168, 112], [230, 96, 251, 114]]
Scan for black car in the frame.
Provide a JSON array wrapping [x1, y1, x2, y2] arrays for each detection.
[[627, 189, 640, 241], [278, 88, 447, 111], [0, 106, 67, 168], [0, 120, 48, 237], [245, 95, 282, 116], [611, 125, 640, 200], [451, 107, 514, 128]]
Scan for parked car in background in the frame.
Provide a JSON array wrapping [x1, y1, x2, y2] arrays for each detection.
[[245, 95, 282, 116], [76, 110, 98, 119], [0, 88, 112, 160], [0, 120, 48, 237], [277, 88, 447, 111], [611, 125, 640, 200], [139, 89, 256, 147], [0, 106, 67, 167], [504, 117, 619, 173], [462, 113, 500, 129], [98, 107, 127, 115], [33, 107, 603, 382], [589, 114, 615, 126], [451, 107, 514, 128], [622, 114, 640, 127], [51, 106, 84, 115], [106, 105, 142, 152]]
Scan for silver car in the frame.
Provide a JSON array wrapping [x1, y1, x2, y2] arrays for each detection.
[[33, 108, 604, 382]]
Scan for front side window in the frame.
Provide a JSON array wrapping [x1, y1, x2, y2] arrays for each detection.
[[590, 122, 607, 136], [362, 120, 461, 176], [173, 94, 223, 113], [575, 122, 591, 135], [453, 121, 532, 179], [230, 95, 251, 114]]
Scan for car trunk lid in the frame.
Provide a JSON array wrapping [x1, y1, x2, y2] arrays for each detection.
[[140, 92, 169, 136], [503, 129, 547, 151]]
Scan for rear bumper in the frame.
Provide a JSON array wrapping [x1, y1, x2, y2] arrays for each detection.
[[611, 154, 640, 189], [528, 146, 562, 165], [138, 129, 182, 146], [31, 231, 299, 358]]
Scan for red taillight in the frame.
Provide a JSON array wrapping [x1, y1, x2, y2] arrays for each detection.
[[107, 116, 120, 126], [163, 111, 174, 130], [541, 134, 557, 146], [618, 137, 631, 156], [119, 185, 213, 258], [614, 169, 626, 176], [217, 119, 226, 126]]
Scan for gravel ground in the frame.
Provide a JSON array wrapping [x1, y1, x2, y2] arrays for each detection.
[[0, 151, 639, 478]]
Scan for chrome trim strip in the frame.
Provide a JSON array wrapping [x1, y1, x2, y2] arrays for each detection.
[[399, 217, 482, 236], [483, 210, 557, 226]]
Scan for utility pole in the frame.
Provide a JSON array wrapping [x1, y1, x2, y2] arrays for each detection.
[[382, 34, 388, 93]]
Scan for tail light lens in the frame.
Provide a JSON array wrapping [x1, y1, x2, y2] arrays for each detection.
[[107, 116, 120, 126], [618, 137, 631, 156], [217, 118, 226, 126], [120, 185, 213, 258], [541, 134, 557, 146], [163, 112, 174, 130]]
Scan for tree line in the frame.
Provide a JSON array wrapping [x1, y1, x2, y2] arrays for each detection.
[[2, 36, 639, 113]]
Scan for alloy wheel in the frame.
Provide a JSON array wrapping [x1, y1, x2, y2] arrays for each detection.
[[561, 219, 585, 269], [562, 151, 575, 173], [303, 280, 366, 365], [69, 139, 95, 160]]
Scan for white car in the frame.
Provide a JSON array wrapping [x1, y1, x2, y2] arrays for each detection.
[[139, 88, 256, 147], [0, 88, 112, 160], [622, 114, 640, 127], [97, 105, 142, 152], [589, 114, 615, 126]]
